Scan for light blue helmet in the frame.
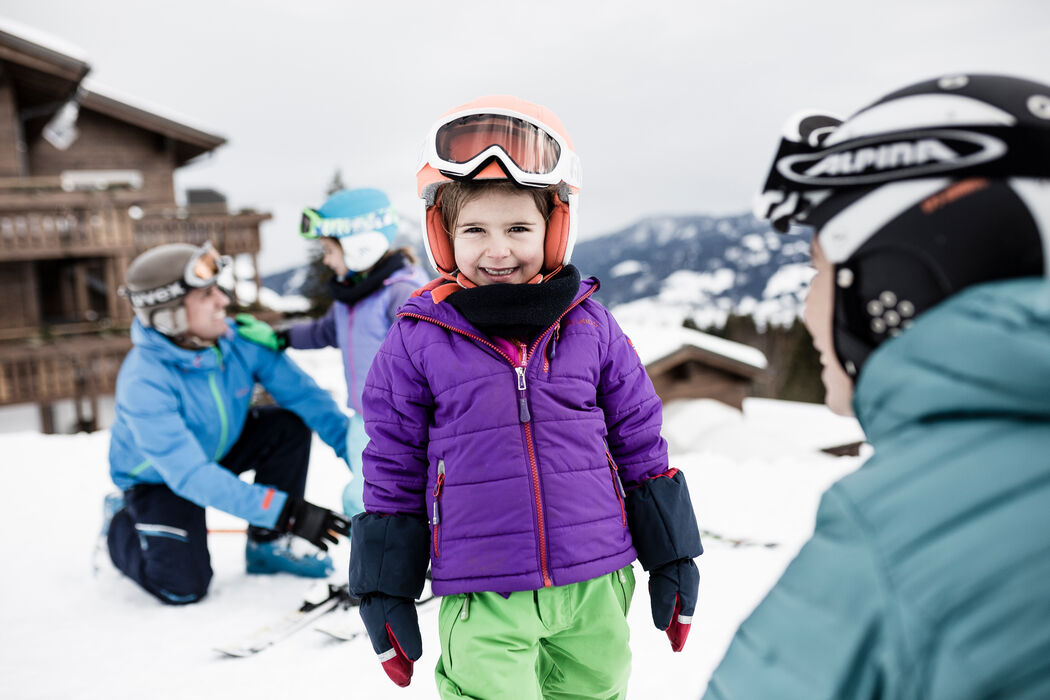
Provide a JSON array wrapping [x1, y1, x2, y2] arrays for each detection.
[[300, 187, 399, 271]]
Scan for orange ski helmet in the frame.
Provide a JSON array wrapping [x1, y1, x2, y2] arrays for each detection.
[[416, 95, 581, 276]]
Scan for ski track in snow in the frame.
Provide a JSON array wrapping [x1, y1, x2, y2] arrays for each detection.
[[0, 349, 863, 699]]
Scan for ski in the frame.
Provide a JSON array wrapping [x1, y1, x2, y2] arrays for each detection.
[[214, 582, 355, 657], [700, 527, 780, 549], [314, 592, 439, 641]]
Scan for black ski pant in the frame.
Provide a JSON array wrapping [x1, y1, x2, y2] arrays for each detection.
[[107, 406, 312, 605]]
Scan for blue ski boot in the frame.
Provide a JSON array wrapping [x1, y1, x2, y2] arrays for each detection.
[[101, 491, 125, 536], [93, 491, 125, 575], [246, 534, 334, 578]]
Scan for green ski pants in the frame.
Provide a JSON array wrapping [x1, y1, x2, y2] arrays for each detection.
[[435, 565, 636, 700]]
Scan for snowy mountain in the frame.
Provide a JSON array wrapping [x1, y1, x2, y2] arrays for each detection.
[[574, 213, 813, 329], [261, 213, 814, 329]]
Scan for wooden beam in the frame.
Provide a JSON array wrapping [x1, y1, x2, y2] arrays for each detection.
[[73, 261, 89, 321], [23, 260, 40, 328], [38, 402, 54, 434], [105, 256, 119, 322]]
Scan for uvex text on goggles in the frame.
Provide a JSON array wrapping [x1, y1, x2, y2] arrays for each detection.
[[423, 108, 581, 189], [299, 206, 398, 240]]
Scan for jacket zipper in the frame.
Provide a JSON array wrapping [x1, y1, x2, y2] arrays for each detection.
[[398, 284, 597, 589], [543, 325, 560, 373], [432, 459, 445, 558], [606, 450, 628, 526]]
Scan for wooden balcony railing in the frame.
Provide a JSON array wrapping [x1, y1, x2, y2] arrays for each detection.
[[0, 193, 137, 261], [0, 183, 269, 261], [0, 335, 131, 407], [133, 212, 269, 256]]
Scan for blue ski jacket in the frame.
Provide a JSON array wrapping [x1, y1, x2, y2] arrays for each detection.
[[703, 277, 1050, 699], [109, 318, 349, 528]]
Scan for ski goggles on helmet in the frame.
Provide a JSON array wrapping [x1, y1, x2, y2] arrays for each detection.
[[185, 242, 231, 287], [422, 108, 582, 189], [299, 206, 398, 240]]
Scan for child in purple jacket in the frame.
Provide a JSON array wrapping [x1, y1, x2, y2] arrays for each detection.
[[346, 96, 703, 698]]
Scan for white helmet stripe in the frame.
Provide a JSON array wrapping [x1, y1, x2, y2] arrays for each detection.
[[819, 178, 950, 263], [825, 94, 1017, 146]]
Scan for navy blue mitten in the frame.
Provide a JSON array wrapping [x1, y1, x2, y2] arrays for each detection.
[[348, 512, 430, 686], [625, 469, 703, 652], [359, 593, 422, 687]]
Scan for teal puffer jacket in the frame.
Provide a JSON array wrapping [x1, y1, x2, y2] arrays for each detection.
[[109, 319, 348, 528], [704, 278, 1050, 700]]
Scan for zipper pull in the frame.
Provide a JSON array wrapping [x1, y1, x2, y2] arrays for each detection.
[[432, 460, 445, 525], [515, 367, 531, 423]]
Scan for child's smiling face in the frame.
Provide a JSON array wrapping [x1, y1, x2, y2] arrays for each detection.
[[452, 189, 546, 286]]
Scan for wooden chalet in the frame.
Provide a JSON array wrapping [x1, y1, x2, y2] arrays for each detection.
[[623, 323, 769, 410], [0, 25, 270, 433]]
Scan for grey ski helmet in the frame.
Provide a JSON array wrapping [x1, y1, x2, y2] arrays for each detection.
[[122, 242, 230, 337], [755, 73, 1050, 377]]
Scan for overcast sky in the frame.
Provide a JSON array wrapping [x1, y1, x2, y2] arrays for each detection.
[[3, 1, 1048, 273]]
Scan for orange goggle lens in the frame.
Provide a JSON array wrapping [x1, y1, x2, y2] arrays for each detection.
[[185, 244, 228, 287], [435, 114, 562, 175]]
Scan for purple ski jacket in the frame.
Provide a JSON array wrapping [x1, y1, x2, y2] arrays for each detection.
[[361, 276, 670, 596]]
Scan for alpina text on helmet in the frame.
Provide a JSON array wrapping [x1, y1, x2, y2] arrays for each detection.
[[777, 130, 1007, 186]]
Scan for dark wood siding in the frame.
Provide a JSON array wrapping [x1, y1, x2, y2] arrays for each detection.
[[26, 109, 177, 208]]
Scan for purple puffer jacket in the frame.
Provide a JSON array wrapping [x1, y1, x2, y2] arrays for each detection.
[[361, 276, 669, 596]]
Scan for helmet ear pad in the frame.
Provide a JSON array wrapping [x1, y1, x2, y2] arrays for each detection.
[[545, 197, 570, 271], [425, 204, 455, 274], [832, 249, 949, 375], [147, 305, 188, 337]]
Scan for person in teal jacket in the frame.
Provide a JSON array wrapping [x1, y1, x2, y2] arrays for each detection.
[[704, 74, 1050, 698], [106, 242, 352, 605]]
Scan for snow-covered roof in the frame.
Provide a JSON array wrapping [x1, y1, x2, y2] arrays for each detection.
[[0, 15, 89, 63], [81, 79, 225, 147], [619, 320, 768, 371]]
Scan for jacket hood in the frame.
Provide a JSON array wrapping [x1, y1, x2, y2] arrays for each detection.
[[399, 276, 599, 333], [854, 277, 1050, 445], [130, 317, 233, 372]]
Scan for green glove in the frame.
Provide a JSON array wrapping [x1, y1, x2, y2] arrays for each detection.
[[234, 313, 287, 351]]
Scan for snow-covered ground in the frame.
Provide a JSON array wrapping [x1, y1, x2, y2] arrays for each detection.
[[0, 346, 865, 699]]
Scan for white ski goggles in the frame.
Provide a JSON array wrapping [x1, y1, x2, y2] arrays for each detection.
[[422, 107, 581, 189], [184, 242, 231, 287]]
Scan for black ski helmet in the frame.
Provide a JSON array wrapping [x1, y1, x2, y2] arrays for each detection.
[[755, 73, 1050, 377]]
